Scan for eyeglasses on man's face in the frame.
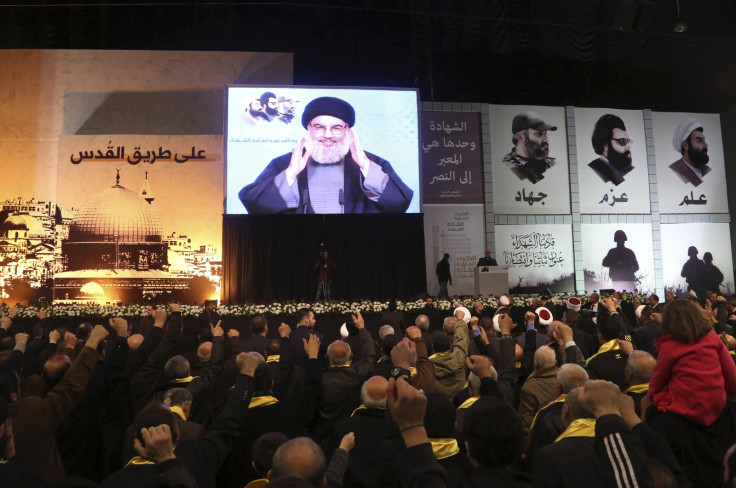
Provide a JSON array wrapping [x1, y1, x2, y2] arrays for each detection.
[[309, 123, 347, 136], [611, 138, 633, 146]]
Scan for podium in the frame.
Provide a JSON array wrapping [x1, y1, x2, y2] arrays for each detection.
[[474, 266, 509, 296]]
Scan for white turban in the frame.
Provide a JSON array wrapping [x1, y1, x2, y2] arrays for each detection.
[[672, 117, 702, 153]]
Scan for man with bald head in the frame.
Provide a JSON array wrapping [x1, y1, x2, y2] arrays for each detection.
[[518, 345, 559, 445], [314, 312, 375, 444], [533, 387, 599, 487], [623, 350, 656, 417], [239, 96, 413, 214], [327, 376, 391, 486], [268, 437, 328, 487]]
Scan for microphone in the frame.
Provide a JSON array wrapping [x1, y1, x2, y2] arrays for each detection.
[[338, 189, 344, 214], [302, 187, 310, 214]]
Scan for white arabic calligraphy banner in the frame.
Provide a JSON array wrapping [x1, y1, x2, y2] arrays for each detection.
[[423, 204, 486, 296], [652, 112, 728, 213], [660, 223, 734, 296], [575, 108, 651, 214], [489, 105, 570, 215], [580, 223, 655, 294], [494, 224, 574, 293]]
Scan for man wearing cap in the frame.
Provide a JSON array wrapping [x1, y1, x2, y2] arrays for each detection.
[[588, 114, 635, 186], [503, 111, 557, 184], [601, 230, 639, 292], [669, 117, 710, 187], [239, 96, 414, 214], [277, 95, 296, 124]]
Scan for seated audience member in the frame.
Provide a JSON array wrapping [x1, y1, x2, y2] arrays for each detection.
[[314, 312, 375, 443], [425, 393, 472, 479], [328, 376, 392, 488], [622, 350, 656, 417], [245, 432, 289, 488], [647, 299, 736, 488], [430, 317, 469, 398], [104, 352, 259, 488], [631, 307, 661, 357], [526, 363, 588, 468], [267, 435, 353, 488], [462, 396, 532, 487], [518, 345, 559, 445], [241, 315, 271, 357], [533, 387, 598, 487], [586, 299, 630, 390]]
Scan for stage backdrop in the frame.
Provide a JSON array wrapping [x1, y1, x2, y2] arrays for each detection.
[[653, 112, 728, 214], [0, 49, 292, 304], [660, 223, 734, 296], [575, 108, 650, 214], [581, 223, 655, 294], [494, 224, 574, 293], [489, 105, 570, 215], [222, 214, 427, 302], [421, 111, 486, 296]]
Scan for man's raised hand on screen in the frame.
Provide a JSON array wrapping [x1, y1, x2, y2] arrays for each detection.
[[284, 136, 310, 181], [348, 128, 371, 172]]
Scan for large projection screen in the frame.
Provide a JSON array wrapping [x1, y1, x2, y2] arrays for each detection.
[[225, 86, 420, 215]]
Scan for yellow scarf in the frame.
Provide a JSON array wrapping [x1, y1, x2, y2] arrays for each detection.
[[623, 383, 649, 395], [249, 395, 279, 409], [266, 355, 280, 363], [169, 405, 186, 420], [350, 404, 386, 417], [244, 479, 269, 488], [125, 456, 156, 467], [428, 438, 460, 460], [528, 394, 566, 441], [409, 366, 417, 377], [555, 418, 596, 442], [457, 395, 480, 409], [586, 339, 620, 365], [429, 350, 451, 360], [169, 376, 198, 384]]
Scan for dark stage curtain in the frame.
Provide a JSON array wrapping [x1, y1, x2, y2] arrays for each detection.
[[222, 214, 427, 303]]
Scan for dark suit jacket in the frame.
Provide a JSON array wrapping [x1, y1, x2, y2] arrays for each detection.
[[534, 436, 598, 488], [239, 151, 413, 214], [241, 333, 271, 357], [588, 157, 632, 186], [669, 157, 710, 186]]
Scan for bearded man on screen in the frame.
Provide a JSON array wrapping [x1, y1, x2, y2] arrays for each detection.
[[239, 96, 413, 214]]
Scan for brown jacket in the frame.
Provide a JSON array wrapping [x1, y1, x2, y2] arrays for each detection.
[[518, 365, 559, 444]]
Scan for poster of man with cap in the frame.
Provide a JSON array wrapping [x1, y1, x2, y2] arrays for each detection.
[[225, 87, 421, 215], [652, 112, 727, 213], [490, 105, 570, 214]]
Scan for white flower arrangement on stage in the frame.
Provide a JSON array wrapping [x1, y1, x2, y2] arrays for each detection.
[[1, 292, 647, 319]]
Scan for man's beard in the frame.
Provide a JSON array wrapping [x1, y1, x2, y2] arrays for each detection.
[[524, 139, 549, 160], [306, 135, 350, 165], [248, 106, 264, 117], [608, 148, 632, 169], [688, 146, 709, 168], [265, 106, 279, 116]]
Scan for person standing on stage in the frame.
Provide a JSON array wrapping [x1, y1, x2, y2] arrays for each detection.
[[436, 253, 452, 298], [315, 250, 337, 301]]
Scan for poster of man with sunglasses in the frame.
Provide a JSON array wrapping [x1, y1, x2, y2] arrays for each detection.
[[575, 108, 650, 214]]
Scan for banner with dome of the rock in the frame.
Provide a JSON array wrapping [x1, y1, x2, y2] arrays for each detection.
[[54, 134, 224, 304]]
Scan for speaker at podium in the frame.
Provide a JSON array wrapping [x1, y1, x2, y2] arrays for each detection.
[[474, 266, 509, 296]]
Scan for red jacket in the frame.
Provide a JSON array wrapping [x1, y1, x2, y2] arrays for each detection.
[[649, 331, 736, 426]]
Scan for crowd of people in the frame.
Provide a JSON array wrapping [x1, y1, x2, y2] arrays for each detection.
[[2, 288, 736, 488]]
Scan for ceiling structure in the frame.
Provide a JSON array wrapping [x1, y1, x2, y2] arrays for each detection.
[[1, 0, 736, 112]]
